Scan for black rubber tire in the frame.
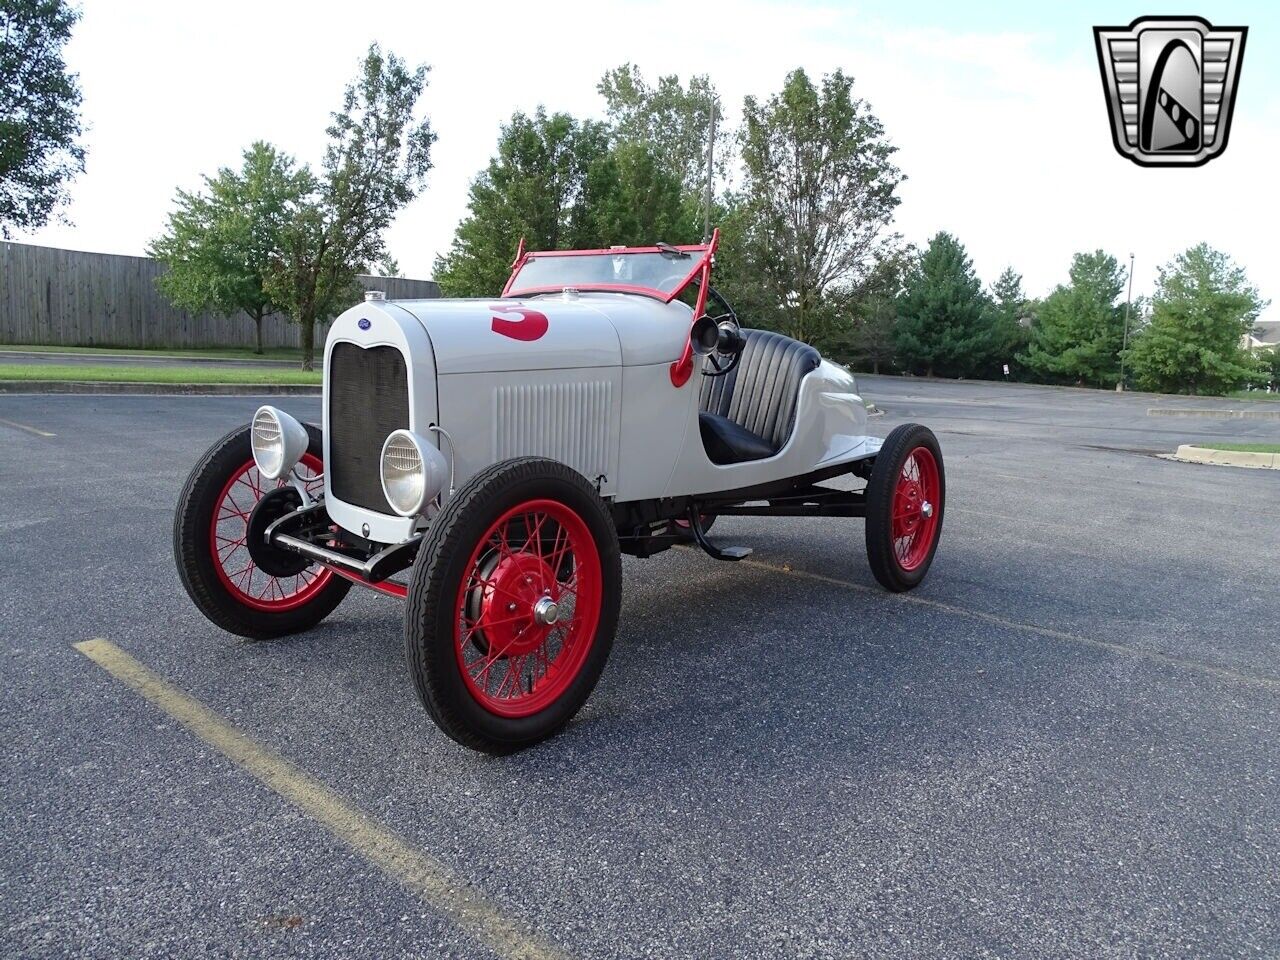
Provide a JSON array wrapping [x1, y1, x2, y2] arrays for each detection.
[[865, 423, 945, 593], [173, 423, 350, 639], [405, 458, 622, 754]]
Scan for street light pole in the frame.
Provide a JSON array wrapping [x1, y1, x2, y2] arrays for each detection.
[[1117, 252, 1135, 392]]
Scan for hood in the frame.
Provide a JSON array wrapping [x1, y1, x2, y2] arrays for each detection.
[[390, 297, 622, 374]]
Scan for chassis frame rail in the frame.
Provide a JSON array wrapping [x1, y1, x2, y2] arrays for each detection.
[[262, 502, 421, 583], [706, 485, 866, 518]]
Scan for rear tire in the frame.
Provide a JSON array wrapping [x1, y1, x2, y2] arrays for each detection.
[[865, 423, 945, 592], [173, 423, 350, 639], [405, 458, 621, 754]]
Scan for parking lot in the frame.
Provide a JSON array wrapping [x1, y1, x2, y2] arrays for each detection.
[[3, 377, 1279, 959]]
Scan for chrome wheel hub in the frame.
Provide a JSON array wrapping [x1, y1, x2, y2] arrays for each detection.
[[533, 596, 559, 626]]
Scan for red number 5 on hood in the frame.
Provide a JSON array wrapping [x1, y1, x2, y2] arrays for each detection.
[[489, 305, 549, 342]]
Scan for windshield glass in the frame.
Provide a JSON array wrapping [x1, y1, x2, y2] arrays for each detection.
[[505, 249, 705, 299]]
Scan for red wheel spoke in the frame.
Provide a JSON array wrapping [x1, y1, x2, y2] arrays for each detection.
[[472, 576, 535, 607], [525, 512, 549, 556], [544, 524, 566, 567], [886, 443, 940, 574], [453, 496, 604, 719], [496, 659, 521, 700], [209, 454, 333, 612], [462, 613, 530, 641], [547, 541, 573, 577]]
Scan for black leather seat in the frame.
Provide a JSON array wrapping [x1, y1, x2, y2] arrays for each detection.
[[698, 329, 821, 465]]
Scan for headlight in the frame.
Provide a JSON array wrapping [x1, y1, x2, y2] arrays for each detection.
[[251, 406, 309, 480], [379, 430, 448, 517]]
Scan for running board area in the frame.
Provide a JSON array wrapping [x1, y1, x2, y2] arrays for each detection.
[[686, 506, 753, 562]]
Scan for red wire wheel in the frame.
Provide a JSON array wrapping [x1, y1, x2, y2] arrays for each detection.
[[454, 499, 602, 717], [174, 423, 350, 639], [890, 446, 941, 572], [865, 423, 945, 592], [209, 453, 333, 611], [406, 457, 621, 754]]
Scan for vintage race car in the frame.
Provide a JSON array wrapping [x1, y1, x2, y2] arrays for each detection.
[[174, 232, 944, 753]]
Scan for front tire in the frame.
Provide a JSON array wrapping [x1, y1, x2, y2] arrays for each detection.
[[405, 458, 622, 754], [865, 423, 945, 592], [173, 423, 350, 639]]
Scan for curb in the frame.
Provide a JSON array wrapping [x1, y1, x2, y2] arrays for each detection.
[[1148, 407, 1280, 420], [0, 380, 320, 396], [1167, 445, 1280, 469]]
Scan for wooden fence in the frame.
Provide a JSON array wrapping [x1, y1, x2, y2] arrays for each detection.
[[0, 241, 440, 350]]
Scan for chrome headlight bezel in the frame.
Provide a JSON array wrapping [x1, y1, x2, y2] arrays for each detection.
[[251, 406, 309, 480], [379, 429, 447, 518]]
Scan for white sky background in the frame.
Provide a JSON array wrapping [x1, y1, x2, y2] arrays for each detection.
[[20, 0, 1280, 322]]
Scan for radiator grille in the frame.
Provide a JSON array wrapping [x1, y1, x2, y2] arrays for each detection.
[[328, 343, 410, 513], [494, 381, 612, 481]]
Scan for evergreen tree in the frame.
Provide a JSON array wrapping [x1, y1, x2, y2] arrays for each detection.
[[894, 232, 991, 377], [987, 266, 1031, 376], [1126, 244, 1265, 395], [1019, 250, 1126, 387]]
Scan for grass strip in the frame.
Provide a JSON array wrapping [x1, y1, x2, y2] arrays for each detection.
[[0, 363, 320, 385]]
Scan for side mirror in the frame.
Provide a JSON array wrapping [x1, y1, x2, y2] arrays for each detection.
[[689, 315, 719, 356]]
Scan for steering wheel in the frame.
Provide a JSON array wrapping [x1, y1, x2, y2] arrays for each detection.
[[699, 284, 745, 378]]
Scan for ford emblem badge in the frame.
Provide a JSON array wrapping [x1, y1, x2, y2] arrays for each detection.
[[358, 318, 371, 330]]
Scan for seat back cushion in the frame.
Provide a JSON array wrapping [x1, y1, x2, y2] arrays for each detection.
[[698, 329, 821, 452]]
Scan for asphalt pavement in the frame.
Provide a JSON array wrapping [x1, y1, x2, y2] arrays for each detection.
[[2, 378, 1279, 959]]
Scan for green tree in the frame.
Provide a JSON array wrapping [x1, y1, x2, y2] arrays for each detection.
[[893, 232, 991, 377], [0, 0, 84, 236], [149, 142, 309, 354], [434, 109, 697, 298], [987, 266, 1031, 375], [1126, 244, 1265, 395], [577, 140, 701, 249], [819, 244, 913, 373], [434, 110, 607, 297], [265, 44, 434, 369], [1260, 347, 1280, 391], [736, 68, 904, 346], [1020, 250, 1126, 387], [598, 63, 727, 195]]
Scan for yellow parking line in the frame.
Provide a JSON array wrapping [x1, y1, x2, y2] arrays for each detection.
[[741, 559, 1280, 691], [0, 416, 55, 437], [73, 638, 568, 960]]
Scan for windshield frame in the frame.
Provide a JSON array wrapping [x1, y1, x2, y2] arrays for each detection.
[[501, 241, 715, 303]]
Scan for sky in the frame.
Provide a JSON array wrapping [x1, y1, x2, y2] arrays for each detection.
[[18, 0, 1280, 322]]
